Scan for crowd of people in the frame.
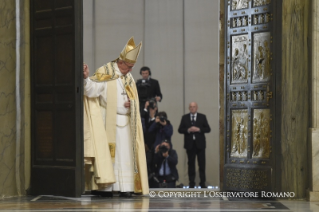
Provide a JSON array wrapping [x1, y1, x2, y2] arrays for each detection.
[[137, 67, 211, 189]]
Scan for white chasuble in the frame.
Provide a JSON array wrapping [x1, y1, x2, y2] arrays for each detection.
[[84, 67, 134, 192], [84, 62, 149, 194]]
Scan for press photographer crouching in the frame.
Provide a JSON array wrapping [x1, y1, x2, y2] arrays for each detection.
[[152, 140, 179, 188]]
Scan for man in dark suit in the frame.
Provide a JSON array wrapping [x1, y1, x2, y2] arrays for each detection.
[[178, 102, 211, 188], [136, 66, 162, 112]]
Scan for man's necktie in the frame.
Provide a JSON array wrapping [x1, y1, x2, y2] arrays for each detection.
[[191, 115, 196, 140]]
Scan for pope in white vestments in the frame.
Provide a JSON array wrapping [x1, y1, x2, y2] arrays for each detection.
[[83, 37, 149, 196]]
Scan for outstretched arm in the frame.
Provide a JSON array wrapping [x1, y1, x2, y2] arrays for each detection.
[[83, 64, 106, 98]]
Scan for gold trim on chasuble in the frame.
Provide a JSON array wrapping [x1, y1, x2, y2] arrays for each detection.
[[108, 143, 116, 163], [122, 73, 143, 193]]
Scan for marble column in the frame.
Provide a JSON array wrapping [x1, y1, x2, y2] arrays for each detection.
[[281, 0, 310, 199], [0, 0, 30, 198], [0, 0, 18, 197], [309, 0, 319, 202]]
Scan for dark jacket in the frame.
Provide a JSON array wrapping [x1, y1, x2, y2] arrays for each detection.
[[178, 113, 211, 150], [154, 149, 179, 181], [141, 109, 158, 150], [149, 121, 173, 149], [147, 78, 162, 100], [137, 78, 163, 102]]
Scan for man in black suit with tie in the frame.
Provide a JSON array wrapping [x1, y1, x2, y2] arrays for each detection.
[[136, 66, 163, 112], [178, 102, 211, 188]]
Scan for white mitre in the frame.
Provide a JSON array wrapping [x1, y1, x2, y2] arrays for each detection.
[[115, 37, 142, 64]]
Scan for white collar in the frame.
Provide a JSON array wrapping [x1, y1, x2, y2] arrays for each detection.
[[190, 113, 197, 117]]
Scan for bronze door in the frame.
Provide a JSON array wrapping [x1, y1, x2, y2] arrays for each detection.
[[30, 0, 83, 197], [224, 0, 278, 192]]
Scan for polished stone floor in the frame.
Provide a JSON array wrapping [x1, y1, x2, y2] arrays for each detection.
[[0, 190, 318, 212]]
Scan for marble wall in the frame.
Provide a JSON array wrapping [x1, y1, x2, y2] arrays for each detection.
[[0, 0, 18, 197], [281, 0, 310, 199], [309, 0, 319, 202], [0, 0, 30, 198], [84, 0, 220, 186]]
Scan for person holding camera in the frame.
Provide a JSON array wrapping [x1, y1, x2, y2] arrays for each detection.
[[136, 66, 163, 113], [153, 140, 178, 188], [141, 100, 158, 177], [148, 111, 173, 150]]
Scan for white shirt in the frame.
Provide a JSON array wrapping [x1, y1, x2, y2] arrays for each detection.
[[190, 113, 197, 122]]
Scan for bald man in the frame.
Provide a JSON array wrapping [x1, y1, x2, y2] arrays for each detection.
[[178, 102, 211, 188]]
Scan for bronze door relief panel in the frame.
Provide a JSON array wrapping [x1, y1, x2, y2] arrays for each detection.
[[224, 0, 274, 192]]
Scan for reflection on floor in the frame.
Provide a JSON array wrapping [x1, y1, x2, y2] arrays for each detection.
[[0, 189, 318, 212]]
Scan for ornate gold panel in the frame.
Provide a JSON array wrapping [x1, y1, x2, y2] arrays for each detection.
[[253, 32, 270, 83], [253, 90, 265, 101], [225, 168, 269, 190], [231, 110, 248, 158], [253, 0, 271, 7], [231, 0, 249, 11], [231, 16, 249, 28], [231, 35, 249, 84], [252, 13, 271, 25], [252, 109, 270, 158], [225, 0, 275, 192], [231, 91, 248, 101]]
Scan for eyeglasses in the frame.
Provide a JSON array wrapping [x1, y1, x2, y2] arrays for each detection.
[[123, 61, 134, 69]]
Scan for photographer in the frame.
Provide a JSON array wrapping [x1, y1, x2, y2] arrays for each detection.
[[136, 66, 163, 113], [142, 100, 158, 151], [148, 111, 173, 150], [153, 140, 178, 188], [141, 100, 158, 177]]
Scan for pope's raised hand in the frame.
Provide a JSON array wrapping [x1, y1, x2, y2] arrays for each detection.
[[83, 63, 89, 79]]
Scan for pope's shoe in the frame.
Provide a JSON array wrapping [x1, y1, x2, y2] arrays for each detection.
[[91, 190, 113, 197], [119, 192, 133, 198]]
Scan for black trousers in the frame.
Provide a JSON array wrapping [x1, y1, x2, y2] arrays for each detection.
[[186, 141, 206, 185]]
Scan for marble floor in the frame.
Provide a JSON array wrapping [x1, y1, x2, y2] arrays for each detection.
[[0, 189, 318, 212]]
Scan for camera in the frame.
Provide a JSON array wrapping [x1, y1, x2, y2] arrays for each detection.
[[136, 79, 151, 101], [148, 98, 157, 109], [148, 172, 160, 183], [159, 116, 167, 122], [159, 144, 169, 153]]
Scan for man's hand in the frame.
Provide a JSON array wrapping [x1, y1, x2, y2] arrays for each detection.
[[144, 101, 149, 109], [155, 96, 161, 102], [188, 126, 200, 133], [124, 100, 130, 108], [162, 142, 170, 149], [162, 151, 169, 158], [83, 63, 89, 79], [160, 120, 167, 126], [155, 144, 160, 153]]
